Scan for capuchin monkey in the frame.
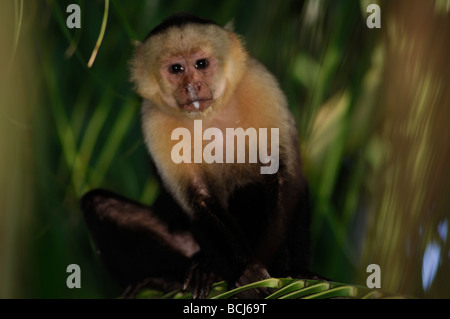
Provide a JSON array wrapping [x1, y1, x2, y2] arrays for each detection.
[[81, 12, 311, 299]]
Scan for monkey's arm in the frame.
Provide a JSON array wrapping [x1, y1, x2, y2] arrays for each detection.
[[81, 189, 199, 297], [183, 176, 279, 299], [182, 188, 250, 298]]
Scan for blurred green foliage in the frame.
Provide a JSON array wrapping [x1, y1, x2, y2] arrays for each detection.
[[1, 0, 449, 299]]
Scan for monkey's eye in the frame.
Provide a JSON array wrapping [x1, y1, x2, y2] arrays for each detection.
[[169, 64, 184, 74], [195, 59, 209, 70]]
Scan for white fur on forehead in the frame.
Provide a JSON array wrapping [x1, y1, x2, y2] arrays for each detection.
[[147, 24, 232, 59]]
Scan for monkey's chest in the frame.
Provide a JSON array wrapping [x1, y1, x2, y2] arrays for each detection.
[[168, 118, 272, 169]]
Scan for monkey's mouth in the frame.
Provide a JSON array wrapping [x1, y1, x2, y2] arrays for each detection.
[[180, 98, 213, 112]]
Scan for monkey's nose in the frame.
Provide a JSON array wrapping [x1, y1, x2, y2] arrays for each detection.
[[184, 82, 202, 94], [185, 84, 200, 110]]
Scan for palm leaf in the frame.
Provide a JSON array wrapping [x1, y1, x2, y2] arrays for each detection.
[[136, 278, 406, 299]]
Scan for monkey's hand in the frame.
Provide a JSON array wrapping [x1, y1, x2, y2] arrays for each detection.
[[233, 263, 271, 298], [183, 252, 219, 299]]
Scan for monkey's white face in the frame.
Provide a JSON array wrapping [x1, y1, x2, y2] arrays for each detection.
[[131, 24, 246, 117], [159, 50, 218, 113]]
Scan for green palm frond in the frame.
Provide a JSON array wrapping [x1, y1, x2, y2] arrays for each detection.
[[136, 278, 406, 299]]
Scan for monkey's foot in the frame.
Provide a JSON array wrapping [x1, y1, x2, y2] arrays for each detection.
[[183, 254, 219, 299]]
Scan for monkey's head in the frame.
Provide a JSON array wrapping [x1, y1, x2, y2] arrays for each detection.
[[130, 13, 247, 116]]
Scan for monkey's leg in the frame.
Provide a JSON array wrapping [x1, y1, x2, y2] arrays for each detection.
[[81, 189, 199, 297], [267, 176, 312, 278], [225, 177, 280, 298]]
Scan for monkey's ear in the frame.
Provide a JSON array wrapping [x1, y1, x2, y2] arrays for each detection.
[[224, 19, 235, 31], [131, 40, 142, 48]]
